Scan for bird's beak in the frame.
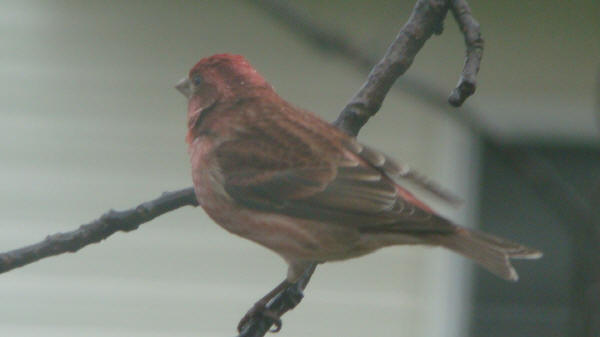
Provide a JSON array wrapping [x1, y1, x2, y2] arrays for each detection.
[[175, 77, 192, 99]]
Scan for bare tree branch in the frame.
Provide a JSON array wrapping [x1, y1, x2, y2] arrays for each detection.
[[251, 0, 484, 137], [334, 0, 450, 135], [448, 0, 483, 107], [0, 188, 198, 274]]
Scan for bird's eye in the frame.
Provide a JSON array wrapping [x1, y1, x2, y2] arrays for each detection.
[[192, 75, 203, 86]]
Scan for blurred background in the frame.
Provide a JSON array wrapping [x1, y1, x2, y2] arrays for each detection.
[[1, 1, 598, 336]]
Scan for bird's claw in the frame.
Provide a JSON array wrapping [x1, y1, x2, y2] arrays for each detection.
[[237, 302, 283, 333], [266, 312, 283, 333]]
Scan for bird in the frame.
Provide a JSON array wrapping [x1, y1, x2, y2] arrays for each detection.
[[175, 53, 542, 332]]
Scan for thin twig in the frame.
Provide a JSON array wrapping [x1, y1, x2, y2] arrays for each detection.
[[248, 0, 477, 131], [448, 0, 483, 107], [249, 0, 485, 136], [334, 0, 450, 135], [0, 187, 198, 274]]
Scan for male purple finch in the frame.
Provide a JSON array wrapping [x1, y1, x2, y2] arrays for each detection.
[[176, 54, 542, 331]]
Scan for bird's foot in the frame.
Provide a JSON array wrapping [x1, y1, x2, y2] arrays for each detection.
[[237, 302, 283, 333]]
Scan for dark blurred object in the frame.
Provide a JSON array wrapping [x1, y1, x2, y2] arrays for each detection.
[[472, 144, 600, 337], [585, 282, 600, 337]]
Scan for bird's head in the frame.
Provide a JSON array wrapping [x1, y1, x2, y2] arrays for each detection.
[[176, 54, 271, 101], [176, 54, 272, 142]]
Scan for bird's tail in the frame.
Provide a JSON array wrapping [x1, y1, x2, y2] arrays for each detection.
[[427, 226, 542, 281]]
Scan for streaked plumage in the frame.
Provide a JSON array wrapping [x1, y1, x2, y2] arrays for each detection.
[[178, 54, 542, 285]]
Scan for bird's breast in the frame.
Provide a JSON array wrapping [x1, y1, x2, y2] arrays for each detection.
[[189, 136, 231, 206]]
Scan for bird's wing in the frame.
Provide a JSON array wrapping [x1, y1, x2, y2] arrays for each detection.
[[342, 140, 463, 206], [215, 119, 455, 233]]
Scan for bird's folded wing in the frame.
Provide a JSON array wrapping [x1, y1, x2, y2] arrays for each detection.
[[216, 134, 453, 233], [343, 140, 463, 206]]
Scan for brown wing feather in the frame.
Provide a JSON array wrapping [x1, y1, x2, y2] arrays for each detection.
[[215, 102, 454, 234], [344, 140, 463, 206]]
